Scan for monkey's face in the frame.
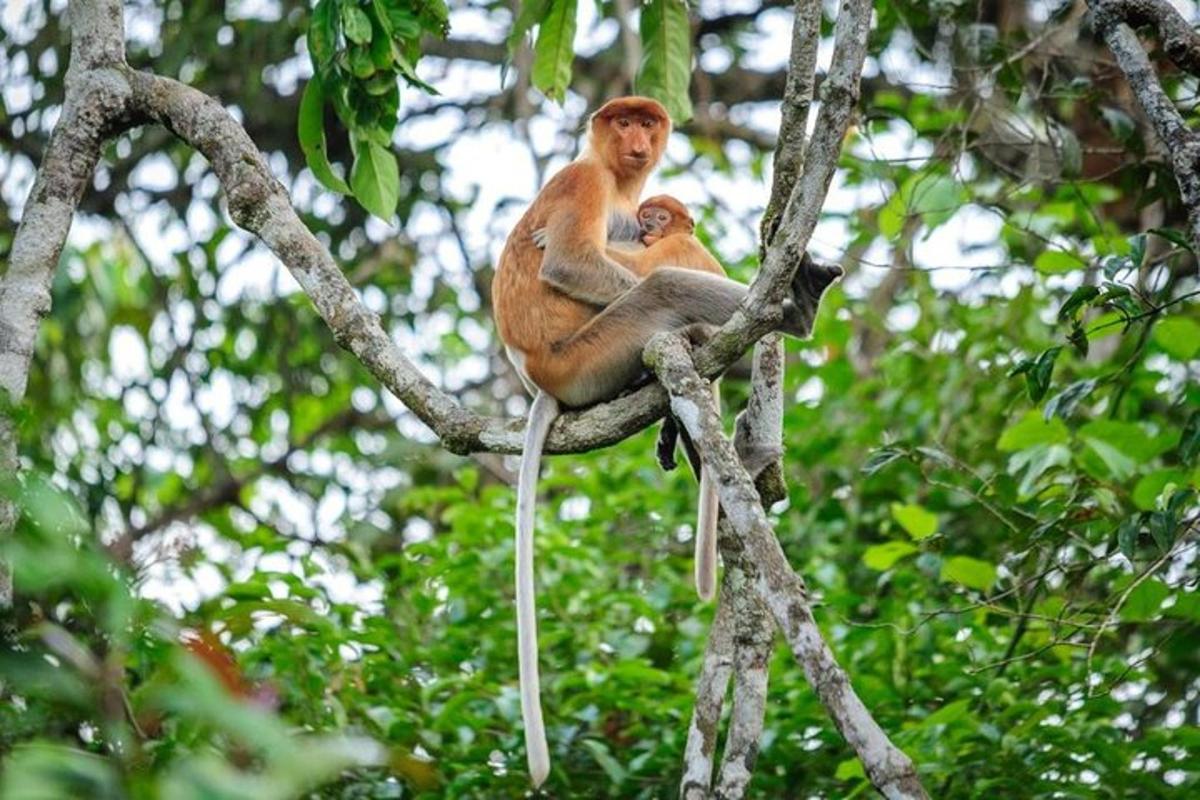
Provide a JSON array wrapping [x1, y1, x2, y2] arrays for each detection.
[[638, 205, 674, 236], [610, 115, 666, 171], [590, 98, 670, 177]]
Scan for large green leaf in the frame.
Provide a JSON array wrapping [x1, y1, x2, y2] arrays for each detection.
[[298, 78, 351, 195], [531, 0, 578, 102], [940, 556, 997, 591], [862, 541, 918, 571], [997, 411, 1069, 452], [891, 502, 938, 540], [636, 0, 693, 123], [350, 137, 400, 221], [1153, 315, 1200, 360]]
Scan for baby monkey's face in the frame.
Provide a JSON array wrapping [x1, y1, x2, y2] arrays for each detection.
[[638, 205, 674, 235]]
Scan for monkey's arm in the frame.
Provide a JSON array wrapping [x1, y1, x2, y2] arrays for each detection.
[[539, 198, 640, 306], [612, 233, 726, 277]]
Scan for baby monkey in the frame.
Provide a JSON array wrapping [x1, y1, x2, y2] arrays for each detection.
[[609, 194, 725, 277]]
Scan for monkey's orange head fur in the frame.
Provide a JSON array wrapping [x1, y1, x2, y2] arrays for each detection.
[[588, 97, 671, 179], [638, 194, 694, 236]]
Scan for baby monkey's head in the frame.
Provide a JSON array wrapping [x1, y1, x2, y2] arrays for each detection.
[[637, 194, 695, 243]]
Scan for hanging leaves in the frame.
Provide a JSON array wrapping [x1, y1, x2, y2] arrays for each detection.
[[531, 0, 579, 102], [636, 0, 694, 123]]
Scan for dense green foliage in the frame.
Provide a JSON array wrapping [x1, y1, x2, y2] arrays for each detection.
[[2, 0, 1198, 798]]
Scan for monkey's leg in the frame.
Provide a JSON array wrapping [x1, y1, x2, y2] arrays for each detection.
[[548, 268, 748, 406]]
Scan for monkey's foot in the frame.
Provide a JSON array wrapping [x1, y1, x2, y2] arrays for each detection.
[[780, 255, 843, 338]]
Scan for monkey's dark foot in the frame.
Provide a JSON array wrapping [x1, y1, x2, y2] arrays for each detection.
[[780, 254, 843, 338], [657, 416, 680, 471], [627, 368, 657, 392]]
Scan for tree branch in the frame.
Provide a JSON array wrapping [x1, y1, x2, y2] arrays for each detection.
[[680, 582, 736, 799], [645, 332, 927, 800], [1089, 0, 1200, 252], [760, 0, 823, 255], [1103, 0, 1200, 77], [0, 0, 132, 606]]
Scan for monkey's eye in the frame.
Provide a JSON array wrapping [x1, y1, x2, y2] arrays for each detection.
[[642, 118, 655, 129], [617, 118, 631, 129]]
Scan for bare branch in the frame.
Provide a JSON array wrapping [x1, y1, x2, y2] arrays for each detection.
[[680, 584, 736, 799], [714, 335, 786, 798], [760, 0, 823, 254], [0, 0, 132, 605], [1088, 0, 1200, 251], [645, 332, 927, 800], [1103, 0, 1200, 77]]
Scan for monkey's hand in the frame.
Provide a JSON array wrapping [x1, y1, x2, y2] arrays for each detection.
[[530, 227, 549, 250], [640, 231, 662, 246], [656, 416, 680, 471]]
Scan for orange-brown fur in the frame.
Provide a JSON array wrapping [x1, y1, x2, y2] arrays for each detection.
[[609, 194, 726, 277], [493, 97, 671, 404]]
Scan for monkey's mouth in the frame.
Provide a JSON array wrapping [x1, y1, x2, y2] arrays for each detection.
[[622, 155, 650, 167]]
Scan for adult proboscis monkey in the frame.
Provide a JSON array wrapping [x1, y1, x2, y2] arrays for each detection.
[[492, 96, 841, 786]]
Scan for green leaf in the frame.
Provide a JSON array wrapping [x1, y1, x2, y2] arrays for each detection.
[[891, 502, 938, 540], [307, 0, 336, 77], [1043, 379, 1095, 420], [1148, 510, 1175, 551], [1116, 516, 1141, 561], [862, 541, 918, 571], [1152, 316, 1200, 360], [342, 3, 374, 45], [350, 138, 399, 220], [1120, 578, 1169, 622], [1166, 592, 1200, 621], [879, 173, 967, 238], [1132, 470, 1188, 512], [298, 78, 351, 195], [1024, 346, 1061, 403], [1148, 226, 1194, 253], [924, 698, 973, 727], [581, 739, 627, 784], [636, 0, 694, 123], [531, 0, 578, 102], [1181, 411, 1200, 463], [1034, 249, 1086, 274], [835, 757, 865, 780], [940, 556, 998, 591], [1057, 285, 1100, 322], [1078, 420, 1172, 466], [507, 0, 551, 54], [0, 744, 124, 800], [861, 447, 906, 475], [997, 411, 1069, 452]]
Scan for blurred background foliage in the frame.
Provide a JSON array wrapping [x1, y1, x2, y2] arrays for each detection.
[[1, 0, 1198, 797]]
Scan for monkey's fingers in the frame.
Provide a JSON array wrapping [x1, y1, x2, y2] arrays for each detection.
[[657, 416, 680, 471], [531, 227, 549, 249]]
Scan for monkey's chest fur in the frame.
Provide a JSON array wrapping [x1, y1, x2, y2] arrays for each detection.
[[607, 210, 640, 244]]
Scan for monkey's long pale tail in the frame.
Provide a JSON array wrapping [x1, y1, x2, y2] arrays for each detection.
[[516, 390, 558, 788], [693, 381, 721, 601]]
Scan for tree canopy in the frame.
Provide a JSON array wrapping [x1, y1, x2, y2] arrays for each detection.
[[1, 1, 1198, 798]]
